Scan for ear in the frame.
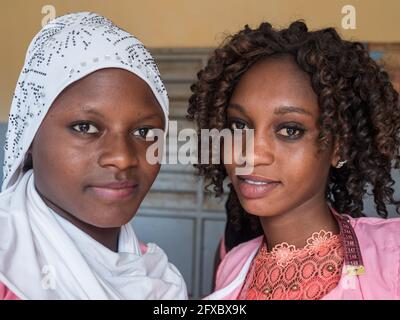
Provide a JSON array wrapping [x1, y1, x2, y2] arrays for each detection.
[[331, 140, 341, 168]]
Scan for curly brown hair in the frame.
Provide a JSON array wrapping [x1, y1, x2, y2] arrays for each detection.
[[187, 20, 400, 231]]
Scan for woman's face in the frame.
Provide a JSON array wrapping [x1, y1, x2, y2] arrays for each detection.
[[32, 68, 164, 228], [225, 56, 338, 218]]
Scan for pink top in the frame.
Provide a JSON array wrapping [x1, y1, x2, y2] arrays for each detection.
[[239, 231, 344, 300], [206, 215, 400, 300], [0, 242, 148, 300]]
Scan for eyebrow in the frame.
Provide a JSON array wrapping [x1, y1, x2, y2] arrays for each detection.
[[274, 105, 312, 116], [137, 113, 165, 122], [227, 103, 312, 116], [79, 106, 163, 122], [79, 106, 105, 119], [227, 103, 247, 114]]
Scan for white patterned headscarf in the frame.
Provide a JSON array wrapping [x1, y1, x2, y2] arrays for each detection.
[[0, 12, 187, 300], [2, 11, 169, 191]]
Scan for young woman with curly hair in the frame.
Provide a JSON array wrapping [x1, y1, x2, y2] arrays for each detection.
[[188, 21, 400, 300]]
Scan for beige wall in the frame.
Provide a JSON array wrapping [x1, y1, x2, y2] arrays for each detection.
[[1, 0, 400, 120]]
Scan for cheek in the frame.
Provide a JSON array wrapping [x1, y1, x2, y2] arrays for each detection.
[[36, 143, 91, 176], [139, 155, 161, 186], [32, 131, 93, 195], [276, 141, 332, 186]]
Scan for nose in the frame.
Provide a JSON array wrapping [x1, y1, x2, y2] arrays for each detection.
[[252, 130, 275, 167], [98, 133, 139, 171]]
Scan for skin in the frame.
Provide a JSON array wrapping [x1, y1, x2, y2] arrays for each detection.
[[29, 68, 164, 252], [225, 55, 341, 250]]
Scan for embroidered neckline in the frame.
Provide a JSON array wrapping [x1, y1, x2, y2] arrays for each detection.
[[261, 230, 340, 267], [240, 229, 345, 300]]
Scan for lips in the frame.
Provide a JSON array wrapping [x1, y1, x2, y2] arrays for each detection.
[[88, 181, 139, 201], [236, 175, 280, 199]]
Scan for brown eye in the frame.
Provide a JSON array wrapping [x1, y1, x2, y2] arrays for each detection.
[[276, 125, 305, 139], [72, 123, 99, 134], [133, 127, 156, 139], [230, 121, 249, 130], [278, 127, 299, 136]]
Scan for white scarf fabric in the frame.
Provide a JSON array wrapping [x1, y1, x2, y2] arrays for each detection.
[[0, 170, 187, 299], [0, 12, 187, 300]]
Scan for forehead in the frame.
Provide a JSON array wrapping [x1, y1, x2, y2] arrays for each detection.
[[230, 55, 319, 116], [56, 68, 155, 102], [48, 68, 163, 116]]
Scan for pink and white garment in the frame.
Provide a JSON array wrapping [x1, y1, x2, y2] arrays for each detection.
[[207, 212, 400, 300], [0, 12, 187, 300]]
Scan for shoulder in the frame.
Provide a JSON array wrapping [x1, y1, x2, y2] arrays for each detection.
[[215, 236, 263, 290], [349, 215, 400, 248]]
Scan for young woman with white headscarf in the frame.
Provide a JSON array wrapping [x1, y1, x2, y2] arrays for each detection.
[[0, 12, 187, 300]]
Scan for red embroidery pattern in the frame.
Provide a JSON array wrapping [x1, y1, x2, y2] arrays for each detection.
[[239, 231, 344, 300]]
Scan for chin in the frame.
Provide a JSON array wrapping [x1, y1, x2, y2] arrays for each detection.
[[239, 198, 278, 217], [87, 211, 136, 228], [91, 220, 130, 229]]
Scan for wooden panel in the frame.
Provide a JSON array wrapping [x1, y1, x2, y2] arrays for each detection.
[[156, 58, 204, 82], [169, 100, 191, 119], [165, 82, 193, 100], [141, 191, 197, 210], [151, 172, 198, 192]]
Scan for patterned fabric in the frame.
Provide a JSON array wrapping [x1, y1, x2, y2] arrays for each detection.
[[238, 230, 344, 300]]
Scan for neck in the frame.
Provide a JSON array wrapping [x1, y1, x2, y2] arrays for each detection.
[[38, 190, 120, 252], [259, 197, 339, 251]]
